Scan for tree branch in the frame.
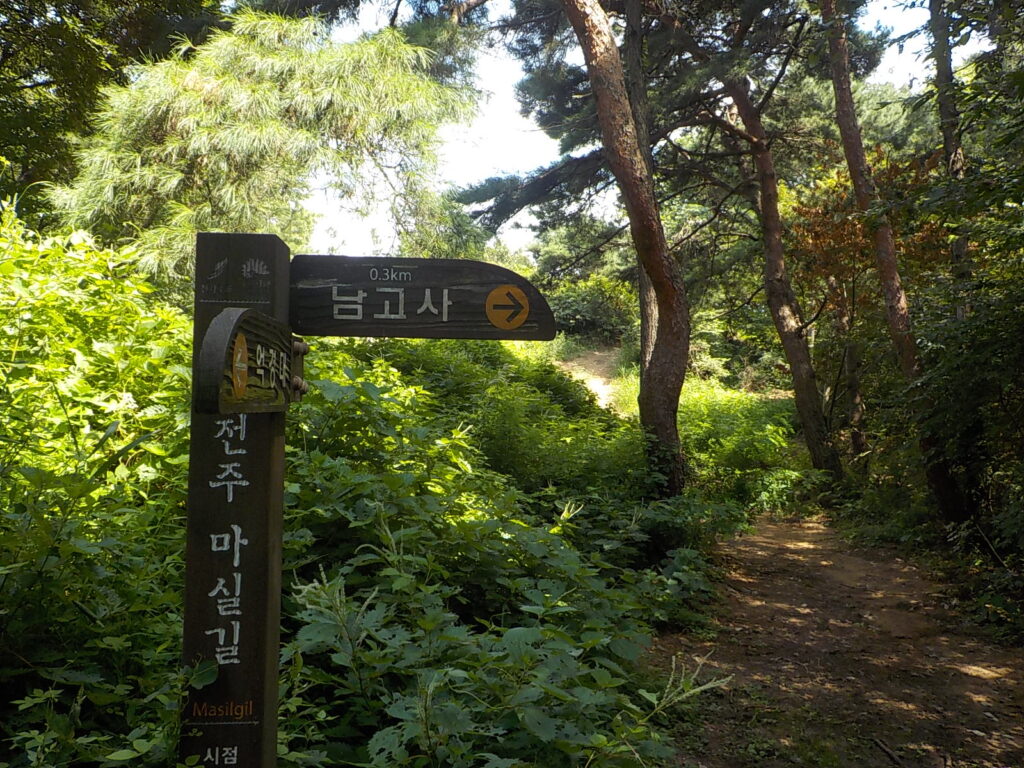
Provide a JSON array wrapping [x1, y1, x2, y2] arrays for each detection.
[[709, 284, 764, 320], [796, 292, 830, 334], [756, 15, 807, 112], [445, 0, 489, 24], [15, 79, 56, 91], [462, 148, 608, 230], [694, 110, 759, 145], [485, 10, 561, 33]]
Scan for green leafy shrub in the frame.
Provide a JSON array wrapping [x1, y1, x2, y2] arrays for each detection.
[[276, 352, 679, 766], [611, 369, 803, 512], [342, 338, 656, 500], [547, 275, 639, 344], [0, 211, 194, 766], [0, 211, 711, 766]]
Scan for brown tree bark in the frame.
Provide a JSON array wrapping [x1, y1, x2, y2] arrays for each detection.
[[928, 0, 971, 309], [726, 82, 845, 480], [821, 0, 970, 522], [651, 8, 844, 480], [623, 0, 659, 379], [561, 0, 691, 494]]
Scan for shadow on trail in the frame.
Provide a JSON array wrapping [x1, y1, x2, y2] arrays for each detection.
[[654, 521, 1024, 768]]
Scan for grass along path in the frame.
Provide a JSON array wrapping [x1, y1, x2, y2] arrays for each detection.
[[557, 347, 1021, 766], [654, 520, 1024, 768]]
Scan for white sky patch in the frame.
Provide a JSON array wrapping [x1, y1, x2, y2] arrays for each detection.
[[865, 0, 992, 88]]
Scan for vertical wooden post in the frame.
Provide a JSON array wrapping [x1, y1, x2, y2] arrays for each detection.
[[179, 234, 290, 768]]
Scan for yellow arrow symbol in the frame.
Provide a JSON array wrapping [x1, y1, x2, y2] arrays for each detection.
[[486, 285, 530, 330]]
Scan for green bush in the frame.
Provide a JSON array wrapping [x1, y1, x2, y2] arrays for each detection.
[[0, 212, 709, 766], [611, 368, 804, 512], [547, 275, 639, 344], [342, 338, 656, 500], [0, 212, 194, 766], [276, 353, 680, 766]]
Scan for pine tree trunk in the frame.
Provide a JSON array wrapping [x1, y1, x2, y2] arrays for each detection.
[[928, 0, 971, 310], [728, 83, 845, 481], [624, 0, 659, 380], [828, 276, 869, 462], [821, 0, 970, 522], [561, 0, 691, 494], [638, 267, 658, 376]]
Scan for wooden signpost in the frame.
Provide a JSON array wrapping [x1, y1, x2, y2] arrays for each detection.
[[180, 235, 554, 767]]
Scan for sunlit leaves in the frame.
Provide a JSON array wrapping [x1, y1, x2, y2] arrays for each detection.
[[0, 211, 193, 766], [51, 11, 471, 281]]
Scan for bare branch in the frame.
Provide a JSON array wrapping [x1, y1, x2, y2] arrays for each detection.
[[444, 0, 490, 24], [708, 284, 764, 320], [756, 15, 807, 113], [796, 293, 831, 334]]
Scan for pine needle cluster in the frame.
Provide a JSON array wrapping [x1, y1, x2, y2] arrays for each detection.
[[51, 11, 471, 282]]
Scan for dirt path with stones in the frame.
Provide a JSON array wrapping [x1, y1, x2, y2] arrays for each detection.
[[653, 520, 1024, 768]]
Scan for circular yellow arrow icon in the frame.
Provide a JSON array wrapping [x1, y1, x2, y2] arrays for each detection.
[[486, 285, 530, 330]]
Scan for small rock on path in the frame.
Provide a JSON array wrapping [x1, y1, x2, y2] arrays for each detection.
[[654, 519, 1024, 768]]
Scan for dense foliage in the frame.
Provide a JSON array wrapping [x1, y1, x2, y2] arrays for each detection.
[[0, 0, 222, 216], [0, 211, 194, 766], [49, 11, 470, 282], [0, 212, 757, 766]]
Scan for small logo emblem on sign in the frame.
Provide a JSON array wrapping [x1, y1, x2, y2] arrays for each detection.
[[231, 333, 248, 398], [242, 258, 270, 279], [486, 285, 529, 330]]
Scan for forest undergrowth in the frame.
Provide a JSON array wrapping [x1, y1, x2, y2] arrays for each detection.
[[2, 211, 1020, 767], [0, 215, 804, 767]]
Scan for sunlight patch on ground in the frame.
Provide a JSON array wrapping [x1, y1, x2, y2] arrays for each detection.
[[777, 540, 820, 550], [868, 698, 923, 713], [953, 664, 1012, 680], [965, 692, 993, 705]]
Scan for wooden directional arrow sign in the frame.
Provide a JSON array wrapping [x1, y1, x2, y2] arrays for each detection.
[[288, 255, 555, 340]]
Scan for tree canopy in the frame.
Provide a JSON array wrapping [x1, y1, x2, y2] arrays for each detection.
[[48, 10, 470, 283], [0, 0, 223, 213]]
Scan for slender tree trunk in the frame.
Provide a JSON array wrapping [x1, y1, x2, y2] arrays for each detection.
[[821, 0, 970, 522], [844, 337, 868, 457], [928, 0, 971, 310], [623, 0, 659, 379], [824, 22, 918, 378], [827, 276, 869, 462], [727, 83, 845, 480], [561, 0, 691, 494]]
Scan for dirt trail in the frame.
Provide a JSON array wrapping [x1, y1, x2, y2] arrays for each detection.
[[654, 520, 1024, 768], [556, 348, 620, 410]]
